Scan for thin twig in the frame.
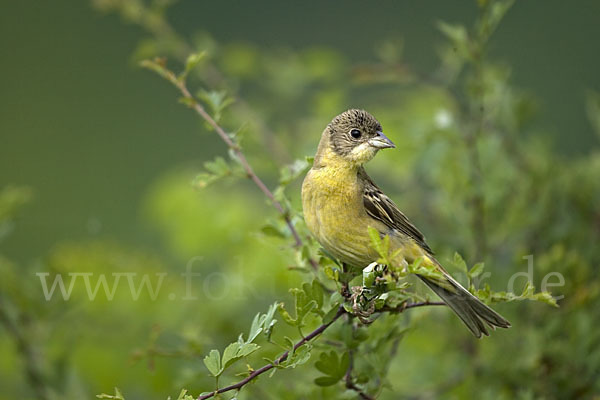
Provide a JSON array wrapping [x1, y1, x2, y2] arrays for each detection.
[[116, 1, 291, 162], [196, 301, 445, 399], [197, 306, 346, 400], [344, 326, 375, 400], [142, 61, 320, 270]]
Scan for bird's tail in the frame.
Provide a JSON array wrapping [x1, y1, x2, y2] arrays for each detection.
[[418, 272, 511, 338]]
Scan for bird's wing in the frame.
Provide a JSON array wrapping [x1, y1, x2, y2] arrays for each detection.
[[359, 167, 434, 256]]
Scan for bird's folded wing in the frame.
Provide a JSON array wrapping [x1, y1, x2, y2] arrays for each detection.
[[359, 167, 434, 256]]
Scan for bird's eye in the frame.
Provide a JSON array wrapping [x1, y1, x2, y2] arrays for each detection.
[[350, 129, 361, 139]]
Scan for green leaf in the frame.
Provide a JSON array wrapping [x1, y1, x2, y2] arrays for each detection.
[[283, 336, 295, 350], [193, 157, 233, 189], [97, 388, 125, 400], [368, 226, 389, 263], [314, 351, 338, 374], [175, 389, 194, 400], [530, 291, 558, 307], [280, 343, 312, 369], [222, 342, 260, 371], [238, 343, 260, 357], [437, 22, 470, 58], [468, 262, 485, 279], [279, 282, 322, 328], [302, 280, 324, 312], [198, 89, 235, 122], [203, 349, 222, 377], [277, 303, 297, 326], [408, 258, 445, 281], [453, 252, 468, 273], [262, 302, 279, 341], [314, 376, 340, 387], [260, 224, 285, 239], [279, 158, 310, 185], [178, 51, 206, 82], [321, 305, 340, 325], [247, 312, 264, 343], [478, 0, 515, 40], [313, 351, 349, 386], [221, 342, 241, 370], [319, 247, 341, 267]]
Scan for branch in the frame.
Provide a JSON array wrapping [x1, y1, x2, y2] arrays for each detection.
[[344, 340, 375, 400], [197, 300, 445, 399], [141, 60, 319, 270], [198, 306, 346, 400], [112, 1, 292, 163]]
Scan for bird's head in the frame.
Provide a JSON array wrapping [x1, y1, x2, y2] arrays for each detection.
[[324, 109, 395, 166]]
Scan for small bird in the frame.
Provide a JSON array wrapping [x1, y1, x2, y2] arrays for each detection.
[[302, 109, 510, 337]]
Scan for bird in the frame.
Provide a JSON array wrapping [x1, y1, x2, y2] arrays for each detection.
[[301, 109, 510, 337]]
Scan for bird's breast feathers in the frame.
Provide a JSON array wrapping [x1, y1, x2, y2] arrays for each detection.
[[302, 165, 381, 266]]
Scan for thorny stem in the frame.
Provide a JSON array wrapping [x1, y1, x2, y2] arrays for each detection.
[[142, 60, 319, 270], [196, 302, 444, 400]]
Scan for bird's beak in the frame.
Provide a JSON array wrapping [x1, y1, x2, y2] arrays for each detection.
[[368, 131, 395, 149]]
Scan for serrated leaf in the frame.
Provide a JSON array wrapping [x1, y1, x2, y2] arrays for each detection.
[[530, 291, 558, 307], [193, 157, 232, 189], [198, 89, 234, 122], [302, 280, 323, 312], [203, 349, 222, 377], [238, 343, 260, 357], [222, 342, 242, 370], [281, 343, 312, 369], [468, 262, 485, 279], [222, 342, 260, 371]]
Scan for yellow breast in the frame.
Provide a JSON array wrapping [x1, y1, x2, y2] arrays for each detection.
[[302, 162, 379, 267]]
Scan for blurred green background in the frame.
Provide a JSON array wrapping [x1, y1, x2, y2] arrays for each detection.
[[1, 0, 599, 399]]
